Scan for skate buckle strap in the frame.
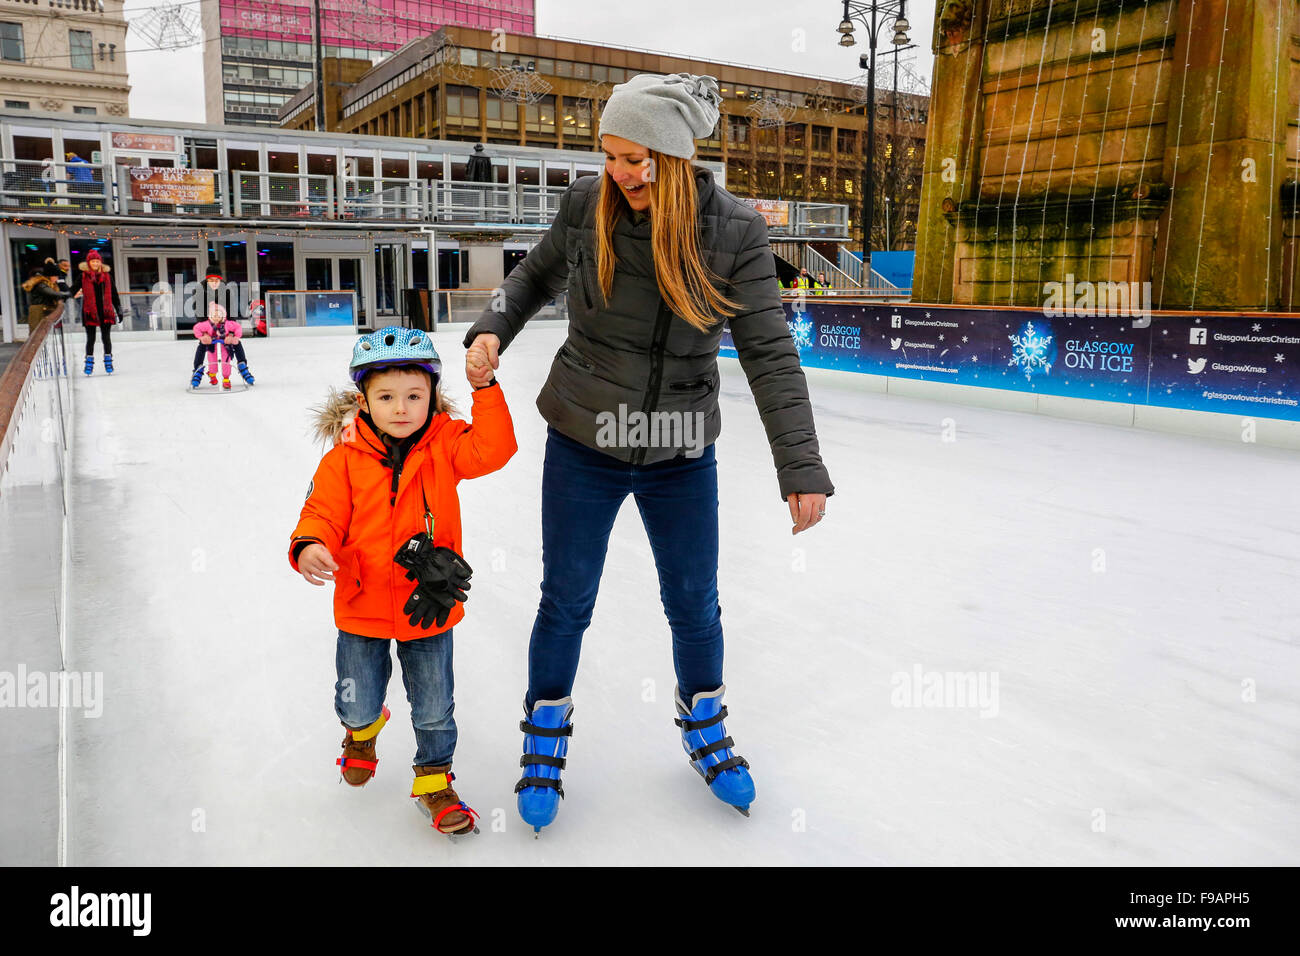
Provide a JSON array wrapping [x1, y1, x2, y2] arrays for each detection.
[[514, 776, 564, 799], [432, 801, 479, 833], [411, 772, 452, 796], [337, 757, 377, 775], [520, 753, 566, 769], [703, 755, 750, 785], [349, 705, 391, 742], [674, 705, 728, 732], [520, 719, 573, 737], [688, 736, 735, 762]]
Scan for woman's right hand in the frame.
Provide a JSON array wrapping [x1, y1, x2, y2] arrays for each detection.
[[465, 332, 500, 387], [298, 544, 338, 586]]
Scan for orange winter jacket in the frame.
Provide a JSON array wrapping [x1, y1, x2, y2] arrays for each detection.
[[288, 383, 517, 640]]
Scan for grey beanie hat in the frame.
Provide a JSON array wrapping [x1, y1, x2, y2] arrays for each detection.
[[597, 72, 722, 159]]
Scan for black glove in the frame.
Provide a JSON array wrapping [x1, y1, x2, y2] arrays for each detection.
[[394, 534, 472, 603], [404, 581, 458, 630]]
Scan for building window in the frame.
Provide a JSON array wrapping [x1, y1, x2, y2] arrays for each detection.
[[70, 30, 93, 70], [5, 99, 29, 109], [74, 106, 97, 115], [0, 22, 22, 62]]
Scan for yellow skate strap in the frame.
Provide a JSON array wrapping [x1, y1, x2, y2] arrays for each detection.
[[411, 773, 450, 796], [350, 706, 390, 742]]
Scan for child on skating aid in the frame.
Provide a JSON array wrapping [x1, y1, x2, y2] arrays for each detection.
[[190, 273, 255, 389], [289, 327, 516, 836]]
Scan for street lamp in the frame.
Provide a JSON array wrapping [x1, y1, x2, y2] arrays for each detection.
[[836, 1, 911, 279]]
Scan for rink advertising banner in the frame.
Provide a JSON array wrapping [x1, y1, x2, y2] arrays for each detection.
[[720, 304, 1300, 421], [127, 168, 215, 204], [110, 132, 178, 153]]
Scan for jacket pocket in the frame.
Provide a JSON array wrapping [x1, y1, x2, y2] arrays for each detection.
[[667, 375, 716, 394], [557, 341, 595, 372], [334, 550, 363, 604]]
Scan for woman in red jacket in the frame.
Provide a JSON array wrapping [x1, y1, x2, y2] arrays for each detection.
[[78, 249, 121, 375]]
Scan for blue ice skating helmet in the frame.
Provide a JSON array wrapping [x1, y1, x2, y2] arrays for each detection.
[[349, 326, 441, 385]]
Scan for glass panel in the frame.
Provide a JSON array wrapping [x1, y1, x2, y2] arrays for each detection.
[[255, 241, 294, 291], [126, 256, 160, 292], [338, 257, 365, 320], [305, 257, 332, 290]]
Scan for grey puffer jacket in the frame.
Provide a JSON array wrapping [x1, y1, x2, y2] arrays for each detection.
[[462, 165, 833, 500]]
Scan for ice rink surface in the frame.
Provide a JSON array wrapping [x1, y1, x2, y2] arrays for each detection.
[[66, 325, 1300, 865]]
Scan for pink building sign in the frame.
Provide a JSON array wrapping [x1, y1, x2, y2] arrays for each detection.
[[218, 0, 535, 49]]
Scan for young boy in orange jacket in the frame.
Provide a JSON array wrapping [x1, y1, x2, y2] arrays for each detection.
[[289, 327, 516, 836]]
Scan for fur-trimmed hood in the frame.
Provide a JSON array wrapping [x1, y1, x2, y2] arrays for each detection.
[[79, 261, 111, 274], [310, 387, 362, 448], [310, 384, 458, 449]]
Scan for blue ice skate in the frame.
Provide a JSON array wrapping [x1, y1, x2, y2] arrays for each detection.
[[238, 361, 255, 385], [103, 354, 114, 374], [190, 367, 204, 388], [674, 685, 754, 816], [514, 695, 573, 835], [83, 355, 93, 376]]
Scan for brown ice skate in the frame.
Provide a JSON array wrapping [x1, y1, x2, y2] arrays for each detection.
[[336, 705, 390, 786], [411, 764, 480, 835]]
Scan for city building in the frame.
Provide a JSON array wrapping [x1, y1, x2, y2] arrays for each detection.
[[276, 26, 930, 254], [0, 0, 130, 118], [203, 0, 535, 128]]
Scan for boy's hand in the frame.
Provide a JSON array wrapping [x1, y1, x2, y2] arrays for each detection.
[[299, 543, 338, 585], [465, 333, 500, 387], [199, 334, 212, 345]]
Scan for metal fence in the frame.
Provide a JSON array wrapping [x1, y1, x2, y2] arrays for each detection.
[[0, 159, 111, 213]]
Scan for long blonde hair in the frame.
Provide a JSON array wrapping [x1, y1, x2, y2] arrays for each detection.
[[593, 150, 745, 333]]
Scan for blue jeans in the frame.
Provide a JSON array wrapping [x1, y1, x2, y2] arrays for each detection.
[[527, 426, 725, 708], [335, 629, 456, 767]]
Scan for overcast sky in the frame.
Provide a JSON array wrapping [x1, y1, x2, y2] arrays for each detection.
[[124, 0, 936, 124]]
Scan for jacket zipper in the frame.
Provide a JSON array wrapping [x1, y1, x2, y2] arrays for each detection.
[[633, 299, 675, 465], [668, 378, 714, 393], [559, 342, 594, 371], [576, 247, 594, 310]]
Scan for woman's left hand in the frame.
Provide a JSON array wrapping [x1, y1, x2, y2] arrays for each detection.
[[786, 493, 827, 534]]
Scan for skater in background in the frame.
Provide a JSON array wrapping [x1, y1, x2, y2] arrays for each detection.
[[78, 250, 119, 375], [190, 273, 255, 389], [21, 262, 70, 333], [55, 258, 79, 323], [289, 327, 517, 837], [463, 71, 833, 833]]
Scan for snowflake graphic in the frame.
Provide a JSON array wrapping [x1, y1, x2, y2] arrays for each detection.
[[788, 315, 814, 352], [1008, 320, 1055, 381]]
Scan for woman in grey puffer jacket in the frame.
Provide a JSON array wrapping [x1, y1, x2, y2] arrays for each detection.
[[462, 73, 833, 833]]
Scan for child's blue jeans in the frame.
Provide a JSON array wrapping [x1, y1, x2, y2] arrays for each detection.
[[335, 629, 456, 767], [526, 426, 726, 708]]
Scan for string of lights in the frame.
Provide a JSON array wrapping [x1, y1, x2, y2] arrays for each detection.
[[0, 216, 395, 242]]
